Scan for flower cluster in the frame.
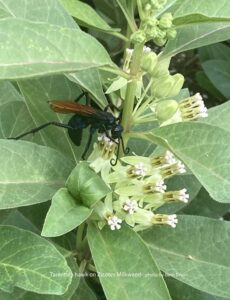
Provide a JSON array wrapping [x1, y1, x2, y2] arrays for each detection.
[[96, 151, 189, 231]]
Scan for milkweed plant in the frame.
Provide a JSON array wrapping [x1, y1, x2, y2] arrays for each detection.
[[1, 0, 230, 299]]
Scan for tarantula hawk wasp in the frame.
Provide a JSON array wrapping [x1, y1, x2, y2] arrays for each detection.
[[9, 92, 129, 165]]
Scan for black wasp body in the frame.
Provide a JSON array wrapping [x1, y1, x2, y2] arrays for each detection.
[[9, 93, 126, 165]]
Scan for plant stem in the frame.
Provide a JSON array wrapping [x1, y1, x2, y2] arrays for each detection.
[[121, 43, 144, 133], [76, 223, 85, 250]]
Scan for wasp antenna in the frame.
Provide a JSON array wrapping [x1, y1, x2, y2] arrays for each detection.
[[121, 136, 130, 154], [110, 137, 121, 166]]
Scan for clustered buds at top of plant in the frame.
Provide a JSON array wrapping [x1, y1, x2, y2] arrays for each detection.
[[135, 0, 177, 46]]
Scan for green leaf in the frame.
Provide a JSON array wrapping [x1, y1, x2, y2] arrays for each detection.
[[163, 22, 230, 57], [198, 43, 230, 62], [0, 225, 72, 295], [0, 0, 77, 27], [201, 101, 230, 132], [66, 69, 108, 109], [0, 249, 79, 299], [61, 0, 118, 32], [173, 0, 230, 25], [17, 75, 83, 162], [73, 278, 97, 300], [166, 277, 228, 300], [180, 187, 230, 218], [149, 122, 230, 203], [0, 140, 73, 209], [0, 81, 36, 140], [66, 162, 110, 208], [162, 0, 230, 57], [87, 224, 171, 300], [196, 71, 223, 100], [42, 188, 92, 237], [202, 60, 230, 98], [141, 215, 230, 298], [0, 18, 111, 80]]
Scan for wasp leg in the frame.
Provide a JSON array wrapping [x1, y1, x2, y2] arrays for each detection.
[[8, 122, 74, 140], [81, 127, 96, 160]]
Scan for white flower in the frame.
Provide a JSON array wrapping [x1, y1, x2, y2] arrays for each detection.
[[179, 93, 208, 120], [133, 163, 147, 176], [123, 200, 138, 214], [166, 214, 178, 228], [164, 151, 177, 164], [175, 161, 186, 174], [126, 48, 134, 56], [160, 160, 186, 178], [177, 188, 189, 203], [107, 215, 122, 230], [154, 180, 167, 193], [143, 46, 152, 53], [152, 213, 178, 228]]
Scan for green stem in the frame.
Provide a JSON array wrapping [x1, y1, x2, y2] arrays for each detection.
[[137, 0, 144, 20], [76, 223, 85, 250], [121, 43, 144, 133], [133, 77, 153, 115], [79, 259, 87, 273]]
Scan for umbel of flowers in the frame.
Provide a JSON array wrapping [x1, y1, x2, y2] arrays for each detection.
[[91, 151, 189, 231]]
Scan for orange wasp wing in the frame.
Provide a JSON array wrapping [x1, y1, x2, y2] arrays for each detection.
[[49, 101, 97, 116]]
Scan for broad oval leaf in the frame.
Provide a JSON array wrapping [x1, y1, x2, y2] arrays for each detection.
[[66, 162, 110, 208], [163, 22, 230, 58], [201, 101, 230, 132], [88, 224, 171, 300], [0, 140, 73, 209], [0, 18, 112, 80], [149, 122, 230, 203], [42, 188, 93, 237], [0, 0, 77, 27], [0, 225, 72, 295], [141, 215, 230, 298], [61, 0, 118, 32], [166, 277, 227, 300]]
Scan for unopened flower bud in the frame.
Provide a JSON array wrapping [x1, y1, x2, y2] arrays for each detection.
[[131, 30, 146, 44], [150, 56, 171, 77], [150, 0, 161, 9], [151, 73, 184, 98], [166, 28, 177, 40], [159, 13, 173, 29], [155, 100, 179, 122], [141, 51, 158, 73]]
